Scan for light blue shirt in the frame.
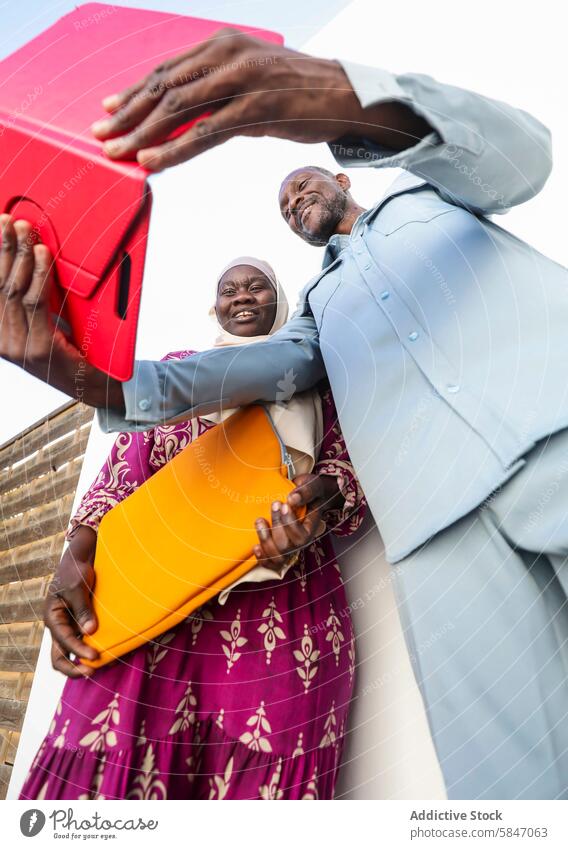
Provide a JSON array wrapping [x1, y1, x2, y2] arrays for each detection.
[[99, 60, 563, 562]]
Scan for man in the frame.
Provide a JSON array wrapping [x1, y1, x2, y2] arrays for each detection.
[[1, 30, 566, 799]]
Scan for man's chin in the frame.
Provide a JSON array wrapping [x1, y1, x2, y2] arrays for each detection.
[[301, 226, 329, 247]]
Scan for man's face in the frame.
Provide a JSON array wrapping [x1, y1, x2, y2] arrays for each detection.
[[278, 169, 348, 246]]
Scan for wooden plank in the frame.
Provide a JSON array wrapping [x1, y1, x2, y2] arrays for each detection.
[[0, 401, 92, 471], [0, 730, 20, 766], [0, 698, 25, 731], [1, 458, 83, 520], [0, 533, 65, 585], [0, 672, 34, 702], [0, 622, 42, 647], [0, 762, 12, 799], [0, 646, 41, 674], [0, 494, 74, 552], [0, 673, 21, 701], [0, 577, 49, 624], [0, 426, 90, 497]]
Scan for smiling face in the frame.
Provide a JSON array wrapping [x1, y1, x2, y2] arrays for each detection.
[[278, 167, 350, 246], [215, 264, 278, 337]]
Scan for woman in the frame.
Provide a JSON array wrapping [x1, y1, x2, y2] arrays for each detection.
[[20, 258, 365, 800]]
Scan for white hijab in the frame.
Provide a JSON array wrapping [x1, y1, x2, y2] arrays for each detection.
[[205, 255, 323, 478]]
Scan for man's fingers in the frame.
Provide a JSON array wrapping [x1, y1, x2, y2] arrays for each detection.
[[94, 33, 228, 142], [100, 79, 226, 160], [0, 214, 16, 295], [1, 220, 36, 359], [136, 101, 245, 170], [51, 639, 95, 679], [98, 33, 217, 117], [19, 244, 56, 368]]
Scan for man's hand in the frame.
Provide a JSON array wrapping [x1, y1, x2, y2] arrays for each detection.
[[92, 28, 429, 171], [44, 526, 99, 678], [253, 472, 341, 568], [0, 215, 124, 410]]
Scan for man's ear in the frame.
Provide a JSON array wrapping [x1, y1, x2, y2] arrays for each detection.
[[335, 172, 351, 192]]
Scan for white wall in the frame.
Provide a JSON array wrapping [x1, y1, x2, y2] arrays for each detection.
[[9, 0, 566, 798]]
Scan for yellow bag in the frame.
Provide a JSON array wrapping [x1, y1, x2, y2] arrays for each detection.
[[82, 405, 302, 668]]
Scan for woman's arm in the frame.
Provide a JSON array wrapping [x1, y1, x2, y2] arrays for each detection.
[[45, 426, 157, 676]]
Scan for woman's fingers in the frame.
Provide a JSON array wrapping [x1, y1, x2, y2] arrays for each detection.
[[287, 474, 325, 509], [254, 516, 287, 566], [301, 501, 327, 539], [51, 639, 94, 679], [44, 593, 98, 662], [269, 501, 302, 555], [278, 501, 310, 548]]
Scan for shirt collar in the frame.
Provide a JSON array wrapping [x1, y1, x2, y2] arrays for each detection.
[[323, 209, 368, 265]]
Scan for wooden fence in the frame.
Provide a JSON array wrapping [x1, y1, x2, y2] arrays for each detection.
[[0, 400, 93, 798]]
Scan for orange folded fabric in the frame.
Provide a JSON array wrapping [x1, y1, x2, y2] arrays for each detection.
[[82, 405, 303, 668]]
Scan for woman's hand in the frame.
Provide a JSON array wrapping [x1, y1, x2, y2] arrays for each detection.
[[44, 526, 100, 677], [254, 473, 342, 569]]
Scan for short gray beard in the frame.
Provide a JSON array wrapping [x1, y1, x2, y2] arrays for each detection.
[[302, 192, 348, 246]]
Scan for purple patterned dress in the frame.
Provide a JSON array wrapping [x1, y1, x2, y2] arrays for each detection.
[[20, 351, 365, 800]]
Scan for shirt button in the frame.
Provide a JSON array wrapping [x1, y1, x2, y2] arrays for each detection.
[[380, 290, 390, 300], [363, 260, 371, 270], [408, 331, 419, 341], [446, 384, 460, 394], [138, 398, 151, 411]]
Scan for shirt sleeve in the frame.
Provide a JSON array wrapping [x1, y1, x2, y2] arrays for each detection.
[[66, 428, 156, 538], [331, 60, 552, 215], [98, 308, 324, 434]]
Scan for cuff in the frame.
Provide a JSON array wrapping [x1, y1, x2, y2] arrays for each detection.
[[97, 361, 161, 433], [315, 459, 366, 537], [339, 60, 410, 108], [331, 59, 442, 169], [66, 504, 115, 541]]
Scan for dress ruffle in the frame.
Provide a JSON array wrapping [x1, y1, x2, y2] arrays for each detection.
[[20, 718, 342, 800]]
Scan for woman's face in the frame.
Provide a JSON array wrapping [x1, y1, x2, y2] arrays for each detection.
[[216, 264, 277, 337]]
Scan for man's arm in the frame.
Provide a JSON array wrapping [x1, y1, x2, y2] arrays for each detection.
[[99, 311, 324, 433], [331, 62, 552, 214], [93, 29, 551, 214], [0, 217, 324, 430]]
